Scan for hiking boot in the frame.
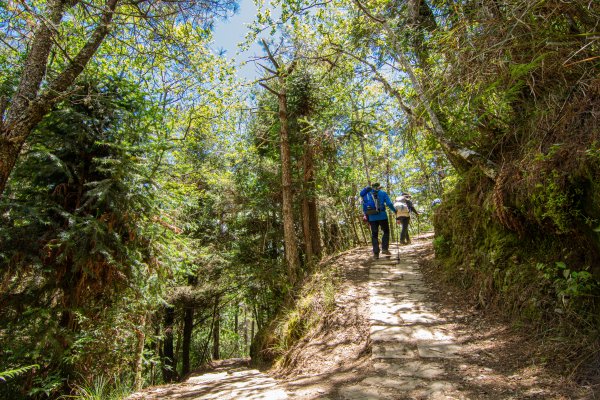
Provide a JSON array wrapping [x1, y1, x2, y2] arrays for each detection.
[[373, 253, 380, 259], [382, 250, 391, 255]]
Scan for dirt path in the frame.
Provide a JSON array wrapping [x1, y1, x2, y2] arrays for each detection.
[[280, 236, 592, 399], [338, 239, 465, 399], [127, 359, 288, 399], [128, 236, 594, 399]]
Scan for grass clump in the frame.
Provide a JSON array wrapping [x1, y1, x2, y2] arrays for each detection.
[[61, 375, 132, 400]]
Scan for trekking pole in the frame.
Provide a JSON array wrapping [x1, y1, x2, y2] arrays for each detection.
[[396, 219, 400, 261]]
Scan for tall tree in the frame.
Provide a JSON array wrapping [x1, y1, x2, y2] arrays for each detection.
[[259, 41, 301, 285], [0, 0, 236, 195]]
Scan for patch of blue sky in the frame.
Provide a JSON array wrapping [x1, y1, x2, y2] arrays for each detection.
[[211, 0, 266, 82]]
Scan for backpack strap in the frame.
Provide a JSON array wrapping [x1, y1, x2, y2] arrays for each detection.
[[372, 191, 383, 211]]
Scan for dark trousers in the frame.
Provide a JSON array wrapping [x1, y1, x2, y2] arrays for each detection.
[[398, 217, 410, 243], [369, 219, 390, 254]]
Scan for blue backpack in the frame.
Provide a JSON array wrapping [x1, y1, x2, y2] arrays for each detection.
[[364, 190, 383, 215]]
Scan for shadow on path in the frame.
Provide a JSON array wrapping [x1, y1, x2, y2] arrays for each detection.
[[128, 235, 592, 399]]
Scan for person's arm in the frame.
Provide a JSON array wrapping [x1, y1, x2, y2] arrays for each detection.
[[384, 193, 397, 214], [359, 186, 372, 197], [408, 200, 419, 215]]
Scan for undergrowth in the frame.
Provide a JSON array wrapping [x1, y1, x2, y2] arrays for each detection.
[[60, 375, 133, 400], [432, 168, 600, 378], [251, 261, 340, 367]]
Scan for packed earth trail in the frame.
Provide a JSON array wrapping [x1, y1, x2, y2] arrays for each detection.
[[128, 236, 591, 400]]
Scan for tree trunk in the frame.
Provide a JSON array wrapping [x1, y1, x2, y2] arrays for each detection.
[[162, 305, 178, 383], [351, 214, 361, 246], [153, 324, 160, 385], [302, 131, 322, 265], [133, 313, 147, 392], [181, 305, 194, 377], [234, 305, 239, 336], [244, 305, 249, 354], [406, 0, 437, 67], [212, 299, 220, 360], [301, 198, 313, 265], [233, 304, 239, 355], [258, 44, 301, 284], [304, 133, 321, 260], [384, 20, 496, 180], [278, 85, 300, 285], [336, 27, 497, 181], [308, 200, 321, 261], [329, 222, 340, 251]]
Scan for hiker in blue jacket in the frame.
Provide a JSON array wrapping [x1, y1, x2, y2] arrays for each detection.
[[360, 183, 396, 259]]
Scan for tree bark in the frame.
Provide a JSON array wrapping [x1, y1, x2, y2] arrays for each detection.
[[233, 304, 239, 354], [348, 202, 361, 246], [278, 84, 301, 284], [243, 304, 249, 354], [301, 197, 313, 265], [259, 42, 301, 284], [386, 150, 395, 239], [162, 305, 178, 383], [359, 217, 369, 246], [181, 305, 194, 377], [406, 0, 437, 67], [133, 313, 147, 392], [212, 298, 220, 360], [301, 131, 321, 267], [0, 0, 66, 194]]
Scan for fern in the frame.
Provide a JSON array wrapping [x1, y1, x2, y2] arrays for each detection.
[[0, 364, 39, 382]]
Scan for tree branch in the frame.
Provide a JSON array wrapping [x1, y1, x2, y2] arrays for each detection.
[[261, 39, 280, 71], [43, 0, 119, 101], [4, 0, 67, 128], [257, 62, 277, 75], [352, 0, 498, 180], [353, 0, 385, 23], [259, 82, 281, 96]]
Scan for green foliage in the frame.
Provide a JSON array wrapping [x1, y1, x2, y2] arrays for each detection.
[[537, 262, 600, 307], [0, 76, 176, 397], [528, 172, 576, 233], [28, 373, 65, 399], [432, 234, 449, 258], [61, 376, 132, 400], [0, 365, 39, 382]]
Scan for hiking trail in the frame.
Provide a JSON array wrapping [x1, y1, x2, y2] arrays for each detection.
[[128, 235, 589, 399]]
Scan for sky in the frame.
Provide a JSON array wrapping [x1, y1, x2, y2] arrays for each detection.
[[211, 0, 265, 82]]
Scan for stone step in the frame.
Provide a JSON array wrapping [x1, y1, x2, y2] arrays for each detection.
[[372, 342, 417, 359], [338, 385, 393, 400], [373, 360, 446, 379], [417, 343, 461, 359]]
